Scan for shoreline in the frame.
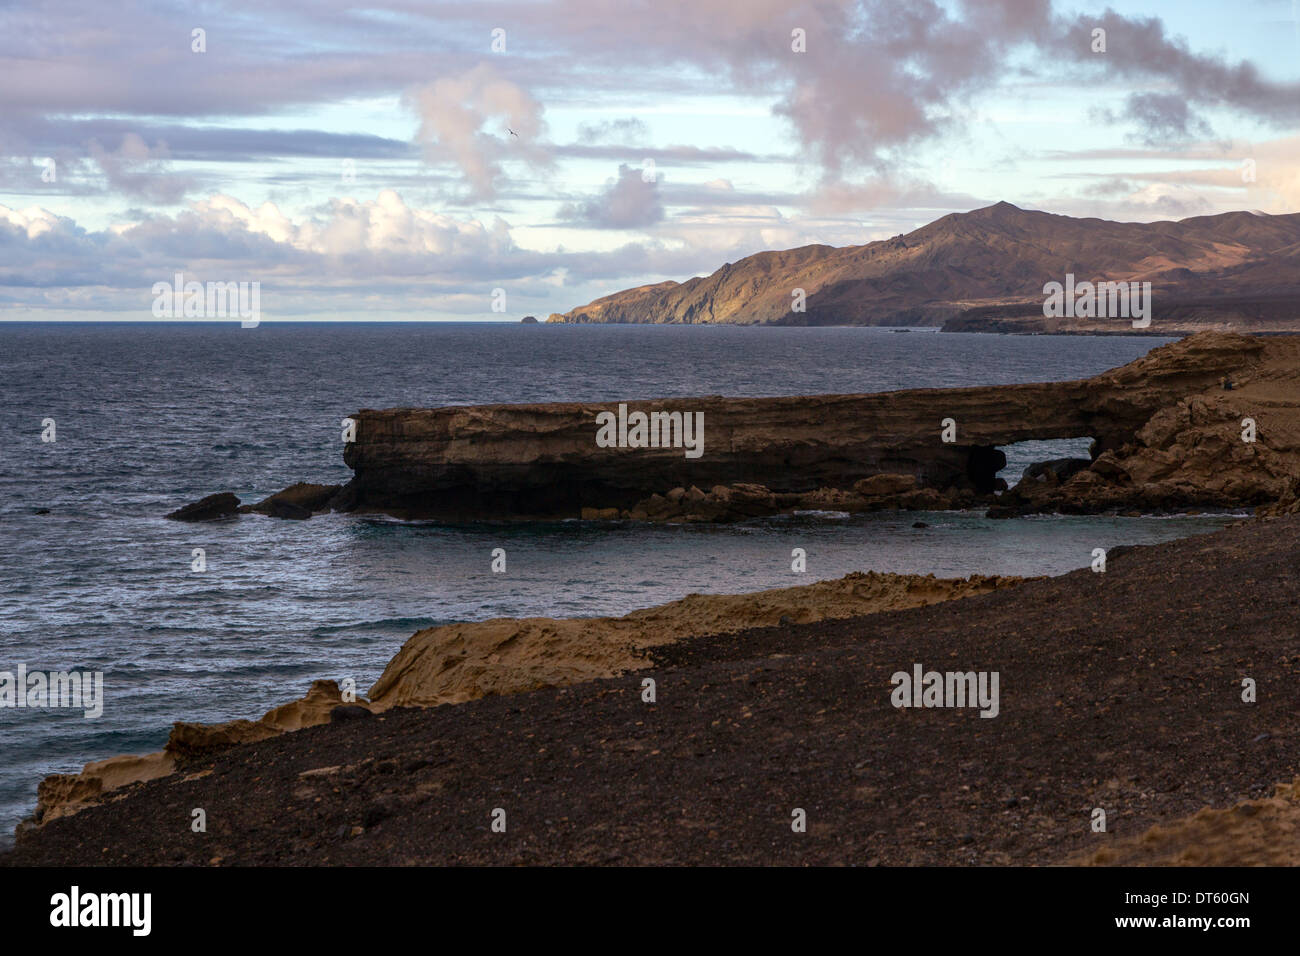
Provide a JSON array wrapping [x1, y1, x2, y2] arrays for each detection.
[[11, 568, 1026, 834], [12, 330, 1300, 864], [5, 514, 1300, 865]]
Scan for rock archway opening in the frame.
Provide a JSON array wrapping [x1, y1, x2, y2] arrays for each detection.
[[995, 438, 1096, 493]]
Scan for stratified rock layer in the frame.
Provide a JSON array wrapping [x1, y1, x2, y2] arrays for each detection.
[[29, 679, 364, 826], [335, 332, 1292, 520]]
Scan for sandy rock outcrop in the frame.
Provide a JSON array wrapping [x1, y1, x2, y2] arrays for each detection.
[[367, 570, 1023, 709], [31, 752, 177, 827], [31, 679, 364, 825], [25, 570, 1023, 830], [166, 678, 362, 759], [1074, 778, 1300, 866], [996, 334, 1300, 516]]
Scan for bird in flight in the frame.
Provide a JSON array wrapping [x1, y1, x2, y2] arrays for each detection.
[[507, 128, 519, 138]]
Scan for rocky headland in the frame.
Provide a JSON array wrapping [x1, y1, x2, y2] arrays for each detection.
[[170, 331, 1300, 523]]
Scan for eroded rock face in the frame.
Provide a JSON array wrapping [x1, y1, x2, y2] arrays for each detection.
[[28, 680, 367, 826], [163, 332, 1296, 523], [338, 392, 1029, 519], [601, 478, 981, 523], [334, 332, 1276, 520], [997, 334, 1300, 515], [367, 571, 1024, 709]]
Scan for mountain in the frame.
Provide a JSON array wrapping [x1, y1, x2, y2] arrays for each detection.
[[548, 202, 1300, 331]]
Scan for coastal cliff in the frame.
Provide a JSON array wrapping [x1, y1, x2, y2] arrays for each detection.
[[325, 332, 1294, 521], [166, 332, 1300, 523]]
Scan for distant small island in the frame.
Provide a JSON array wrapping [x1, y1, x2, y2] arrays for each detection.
[[520, 315, 539, 324]]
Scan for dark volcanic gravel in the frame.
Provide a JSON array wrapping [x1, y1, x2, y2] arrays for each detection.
[[5, 516, 1300, 866]]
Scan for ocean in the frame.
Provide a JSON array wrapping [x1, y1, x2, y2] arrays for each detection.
[[0, 322, 1243, 842]]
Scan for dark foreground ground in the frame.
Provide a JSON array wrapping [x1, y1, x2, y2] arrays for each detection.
[[6, 516, 1300, 866]]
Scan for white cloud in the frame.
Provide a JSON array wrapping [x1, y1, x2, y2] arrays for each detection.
[[407, 64, 551, 199]]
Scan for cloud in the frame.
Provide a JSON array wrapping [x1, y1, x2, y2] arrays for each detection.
[[1115, 92, 1215, 146], [3, 1, 1299, 203], [117, 189, 524, 271], [407, 64, 551, 199], [576, 117, 649, 145], [557, 142, 778, 164], [8, 117, 415, 162], [558, 164, 664, 229], [0, 187, 893, 315], [88, 133, 196, 203], [1119, 183, 1214, 218], [1058, 9, 1300, 128]]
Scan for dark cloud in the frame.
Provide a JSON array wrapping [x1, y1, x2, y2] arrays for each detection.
[[555, 143, 772, 164], [1056, 9, 1300, 144], [1118, 93, 1215, 146], [2, 117, 414, 162], [1081, 176, 1138, 197]]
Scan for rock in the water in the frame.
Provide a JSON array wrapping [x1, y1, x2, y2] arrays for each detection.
[[165, 492, 241, 521], [266, 500, 312, 520], [1021, 457, 1091, 484], [985, 505, 1021, 520], [520, 315, 539, 323], [247, 482, 340, 519], [34, 508, 50, 515]]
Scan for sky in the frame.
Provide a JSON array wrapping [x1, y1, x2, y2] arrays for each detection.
[[3, 0, 1300, 321]]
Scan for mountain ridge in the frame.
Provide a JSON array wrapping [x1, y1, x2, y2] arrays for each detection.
[[548, 202, 1300, 330]]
